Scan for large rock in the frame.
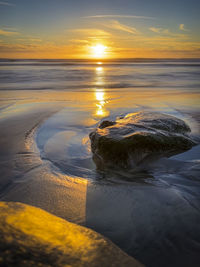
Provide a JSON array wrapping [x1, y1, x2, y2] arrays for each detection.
[[0, 201, 143, 267], [89, 111, 196, 170]]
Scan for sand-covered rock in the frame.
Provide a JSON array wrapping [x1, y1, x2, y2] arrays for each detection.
[[0, 201, 143, 267], [90, 111, 196, 170]]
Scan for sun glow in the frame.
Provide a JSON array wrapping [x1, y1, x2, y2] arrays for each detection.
[[91, 44, 107, 58]]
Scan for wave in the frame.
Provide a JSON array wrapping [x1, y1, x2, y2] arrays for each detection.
[[1, 58, 200, 67]]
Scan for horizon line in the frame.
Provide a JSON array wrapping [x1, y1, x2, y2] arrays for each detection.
[[0, 57, 200, 60]]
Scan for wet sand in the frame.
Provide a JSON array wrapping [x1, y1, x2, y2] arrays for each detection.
[[0, 89, 200, 267], [0, 100, 88, 225]]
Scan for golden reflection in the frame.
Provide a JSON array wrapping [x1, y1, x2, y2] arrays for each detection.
[[95, 65, 104, 86], [96, 67, 103, 73], [95, 90, 109, 117], [96, 105, 104, 116], [93, 62, 109, 117], [96, 91, 104, 101]]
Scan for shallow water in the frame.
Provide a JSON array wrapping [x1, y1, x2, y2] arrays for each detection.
[[0, 59, 200, 266]]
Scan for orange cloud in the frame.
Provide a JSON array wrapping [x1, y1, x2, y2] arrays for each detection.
[[179, 24, 189, 31], [149, 27, 189, 39], [149, 27, 162, 33], [0, 29, 19, 36], [71, 28, 110, 38]]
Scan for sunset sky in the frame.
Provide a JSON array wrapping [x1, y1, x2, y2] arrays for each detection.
[[0, 0, 200, 59]]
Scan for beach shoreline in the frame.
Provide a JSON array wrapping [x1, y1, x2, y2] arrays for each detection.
[[0, 58, 200, 266]]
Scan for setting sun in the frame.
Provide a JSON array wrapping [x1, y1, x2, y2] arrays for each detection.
[[91, 44, 107, 58], [0, 1, 200, 267]]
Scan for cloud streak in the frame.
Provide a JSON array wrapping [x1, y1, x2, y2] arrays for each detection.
[[83, 14, 154, 19], [179, 24, 189, 31], [71, 28, 110, 37], [0, 29, 19, 36], [0, 1, 15, 6], [104, 20, 139, 34], [149, 27, 162, 33], [149, 27, 189, 38]]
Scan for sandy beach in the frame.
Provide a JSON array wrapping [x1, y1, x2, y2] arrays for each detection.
[[0, 59, 200, 266]]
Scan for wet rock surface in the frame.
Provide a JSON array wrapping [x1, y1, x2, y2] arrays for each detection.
[[90, 111, 197, 170], [0, 201, 143, 267]]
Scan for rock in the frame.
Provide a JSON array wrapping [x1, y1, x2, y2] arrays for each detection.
[[0, 201, 143, 267], [89, 111, 196, 170], [99, 120, 116, 129]]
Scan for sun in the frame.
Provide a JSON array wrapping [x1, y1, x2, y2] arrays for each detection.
[[91, 44, 107, 58]]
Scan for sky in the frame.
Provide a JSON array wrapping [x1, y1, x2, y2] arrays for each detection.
[[0, 0, 200, 58]]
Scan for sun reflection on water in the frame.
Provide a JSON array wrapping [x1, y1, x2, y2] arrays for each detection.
[[95, 91, 109, 117], [94, 64, 109, 117], [96, 91, 104, 101], [96, 67, 103, 73]]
